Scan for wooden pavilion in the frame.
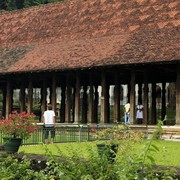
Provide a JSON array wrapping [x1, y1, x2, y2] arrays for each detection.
[[0, 0, 179, 125]]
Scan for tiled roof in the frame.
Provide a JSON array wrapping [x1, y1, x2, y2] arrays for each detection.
[[0, 0, 179, 73]]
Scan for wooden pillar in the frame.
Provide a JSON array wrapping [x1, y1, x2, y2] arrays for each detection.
[[94, 85, 99, 123], [2, 86, 6, 118], [74, 73, 80, 124], [60, 84, 66, 123], [143, 72, 148, 125], [20, 83, 26, 113], [5, 80, 12, 119], [71, 87, 75, 122], [130, 70, 136, 124], [114, 74, 120, 123], [138, 83, 142, 104], [10, 88, 13, 111], [176, 64, 180, 125], [161, 82, 166, 121], [89, 76, 94, 123], [100, 71, 109, 123], [82, 86, 88, 123], [127, 83, 130, 103], [51, 75, 56, 112], [49, 87, 52, 104], [65, 75, 71, 123], [151, 82, 156, 124], [27, 79, 33, 114], [41, 80, 47, 120]]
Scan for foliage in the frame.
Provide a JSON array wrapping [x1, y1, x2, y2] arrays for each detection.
[[153, 119, 164, 140], [1, 125, 178, 180], [0, 0, 64, 11], [19, 140, 180, 166], [38, 123, 177, 179], [94, 124, 144, 146], [0, 140, 177, 180], [0, 155, 50, 180], [39, 134, 177, 179], [0, 112, 38, 139]]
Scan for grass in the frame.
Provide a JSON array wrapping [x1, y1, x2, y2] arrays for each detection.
[[19, 140, 180, 167]]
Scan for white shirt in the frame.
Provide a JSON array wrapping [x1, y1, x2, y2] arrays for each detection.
[[43, 110, 55, 125], [124, 103, 130, 114], [136, 105, 143, 119]]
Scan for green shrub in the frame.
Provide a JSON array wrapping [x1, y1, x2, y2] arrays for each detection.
[[40, 128, 177, 180], [0, 155, 49, 180], [0, 123, 177, 179]]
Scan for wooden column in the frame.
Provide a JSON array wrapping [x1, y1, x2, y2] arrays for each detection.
[[176, 64, 180, 125], [41, 80, 47, 119], [49, 87, 52, 104], [27, 79, 33, 114], [20, 83, 26, 113], [100, 71, 109, 123], [74, 73, 80, 124], [161, 82, 166, 121], [94, 85, 99, 123], [51, 75, 56, 112], [60, 84, 66, 123], [65, 75, 71, 123], [130, 70, 136, 124], [82, 86, 88, 123], [2, 86, 6, 118], [5, 80, 12, 119], [138, 83, 142, 104], [114, 74, 120, 123], [151, 82, 156, 124], [89, 76, 94, 123], [127, 83, 130, 103], [143, 72, 148, 125], [71, 87, 75, 122]]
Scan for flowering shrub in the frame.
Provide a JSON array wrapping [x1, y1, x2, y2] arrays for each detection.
[[0, 112, 38, 140]]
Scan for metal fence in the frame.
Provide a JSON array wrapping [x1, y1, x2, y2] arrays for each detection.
[[0, 123, 149, 145], [0, 124, 101, 145]]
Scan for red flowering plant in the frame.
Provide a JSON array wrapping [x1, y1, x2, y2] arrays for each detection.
[[0, 112, 38, 140]]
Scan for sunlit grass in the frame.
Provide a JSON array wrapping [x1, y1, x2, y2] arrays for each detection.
[[19, 140, 180, 166]]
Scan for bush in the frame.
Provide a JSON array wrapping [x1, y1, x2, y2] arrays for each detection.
[[0, 155, 49, 180], [40, 129, 177, 180], [0, 123, 177, 179]]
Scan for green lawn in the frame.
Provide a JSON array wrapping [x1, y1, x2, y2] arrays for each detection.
[[19, 140, 180, 167]]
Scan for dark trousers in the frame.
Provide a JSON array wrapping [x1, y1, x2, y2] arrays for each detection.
[[43, 126, 55, 140]]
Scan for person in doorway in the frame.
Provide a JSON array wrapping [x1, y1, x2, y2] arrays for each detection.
[[136, 102, 143, 124], [42, 104, 56, 144], [124, 102, 130, 124]]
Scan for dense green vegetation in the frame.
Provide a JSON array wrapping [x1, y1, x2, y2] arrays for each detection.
[[0, 0, 63, 11], [1, 124, 179, 179], [5, 139, 177, 179]]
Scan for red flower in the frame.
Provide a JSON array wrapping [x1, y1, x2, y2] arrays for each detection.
[[91, 127, 96, 132], [0, 112, 38, 140]]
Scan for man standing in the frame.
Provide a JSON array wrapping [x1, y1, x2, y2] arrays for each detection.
[[124, 102, 130, 124], [42, 104, 56, 144]]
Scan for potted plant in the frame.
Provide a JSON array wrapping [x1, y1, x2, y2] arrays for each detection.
[[0, 112, 38, 153], [94, 125, 129, 162]]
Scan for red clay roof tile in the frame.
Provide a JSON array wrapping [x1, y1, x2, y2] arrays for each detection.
[[0, 0, 179, 73]]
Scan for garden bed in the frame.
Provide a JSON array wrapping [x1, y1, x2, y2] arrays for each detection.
[[0, 151, 179, 179]]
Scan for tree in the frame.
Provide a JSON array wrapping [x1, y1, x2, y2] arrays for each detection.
[[0, 0, 8, 10], [23, 0, 31, 8], [15, 0, 24, 9], [7, 0, 16, 10]]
